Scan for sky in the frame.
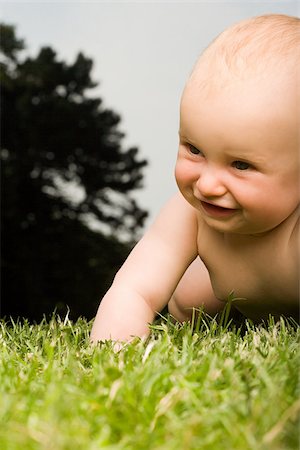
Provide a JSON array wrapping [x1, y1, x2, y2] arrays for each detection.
[[1, 0, 299, 230]]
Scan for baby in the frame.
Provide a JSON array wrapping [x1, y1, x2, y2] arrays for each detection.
[[91, 14, 300, 343]]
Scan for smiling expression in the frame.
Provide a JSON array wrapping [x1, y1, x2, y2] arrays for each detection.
[[175, 72, 299, 235]]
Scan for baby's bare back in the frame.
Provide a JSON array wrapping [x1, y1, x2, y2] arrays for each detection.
[[197, 210, 299, 321]]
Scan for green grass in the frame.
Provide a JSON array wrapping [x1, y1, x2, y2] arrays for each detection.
[[0, 310, 299, 450]]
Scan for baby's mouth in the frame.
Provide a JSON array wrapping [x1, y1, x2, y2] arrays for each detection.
[[200, 201, 237, 218]]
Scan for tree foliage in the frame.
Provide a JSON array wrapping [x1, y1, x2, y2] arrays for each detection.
[[1, 23, 148, 321]]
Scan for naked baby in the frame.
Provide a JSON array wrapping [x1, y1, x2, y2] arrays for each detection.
[[91, 14, 300, 343]]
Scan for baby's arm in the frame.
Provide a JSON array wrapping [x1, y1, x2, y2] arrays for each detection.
[[90, 193, 198, 343]]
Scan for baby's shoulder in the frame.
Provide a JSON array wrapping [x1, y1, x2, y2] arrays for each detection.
[[289, 212, 299, 239], [270, 208, 299, 268], [288, 213, 299, 258]]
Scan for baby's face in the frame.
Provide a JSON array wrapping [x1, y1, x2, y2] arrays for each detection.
[[176, 70, 299, 235]]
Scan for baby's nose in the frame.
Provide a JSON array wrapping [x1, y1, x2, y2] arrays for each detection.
[[195, 167, 227, 198]]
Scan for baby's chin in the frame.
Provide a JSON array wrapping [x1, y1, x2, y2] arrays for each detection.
[[200, 214, 279, 236]]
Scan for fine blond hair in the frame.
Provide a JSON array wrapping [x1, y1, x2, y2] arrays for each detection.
[[189, 14, 300, 89]]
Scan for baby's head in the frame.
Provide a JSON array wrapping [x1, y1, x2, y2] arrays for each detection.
[[177, 15, 300, 234], [188, 14, 299, 94]]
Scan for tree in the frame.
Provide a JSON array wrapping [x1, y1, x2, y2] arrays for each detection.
[[1, 23, 148, 321]]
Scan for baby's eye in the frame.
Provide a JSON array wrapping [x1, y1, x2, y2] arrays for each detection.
[[232, 160, 251, 170], [188, 144, 203, 156]]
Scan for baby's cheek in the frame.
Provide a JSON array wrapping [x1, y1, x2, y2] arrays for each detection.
[[175, 160, 193, 184], [174, 162, 186, 187]]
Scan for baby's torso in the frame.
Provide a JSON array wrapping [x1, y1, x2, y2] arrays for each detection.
[[197, 213, 299, 321]]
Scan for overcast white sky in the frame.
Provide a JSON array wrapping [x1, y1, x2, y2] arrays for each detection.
[[1, 0, 299, 229]]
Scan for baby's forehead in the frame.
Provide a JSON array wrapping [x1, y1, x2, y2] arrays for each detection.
[[182, 63, 299, 128]]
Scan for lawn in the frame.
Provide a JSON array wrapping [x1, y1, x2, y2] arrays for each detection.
[[0, 310, 299, 450]]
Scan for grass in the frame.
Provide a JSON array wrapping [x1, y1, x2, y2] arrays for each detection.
[[0, 309, 299, 450]]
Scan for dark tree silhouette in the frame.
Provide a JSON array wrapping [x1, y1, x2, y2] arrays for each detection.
[[1, 23, 148, 322]]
